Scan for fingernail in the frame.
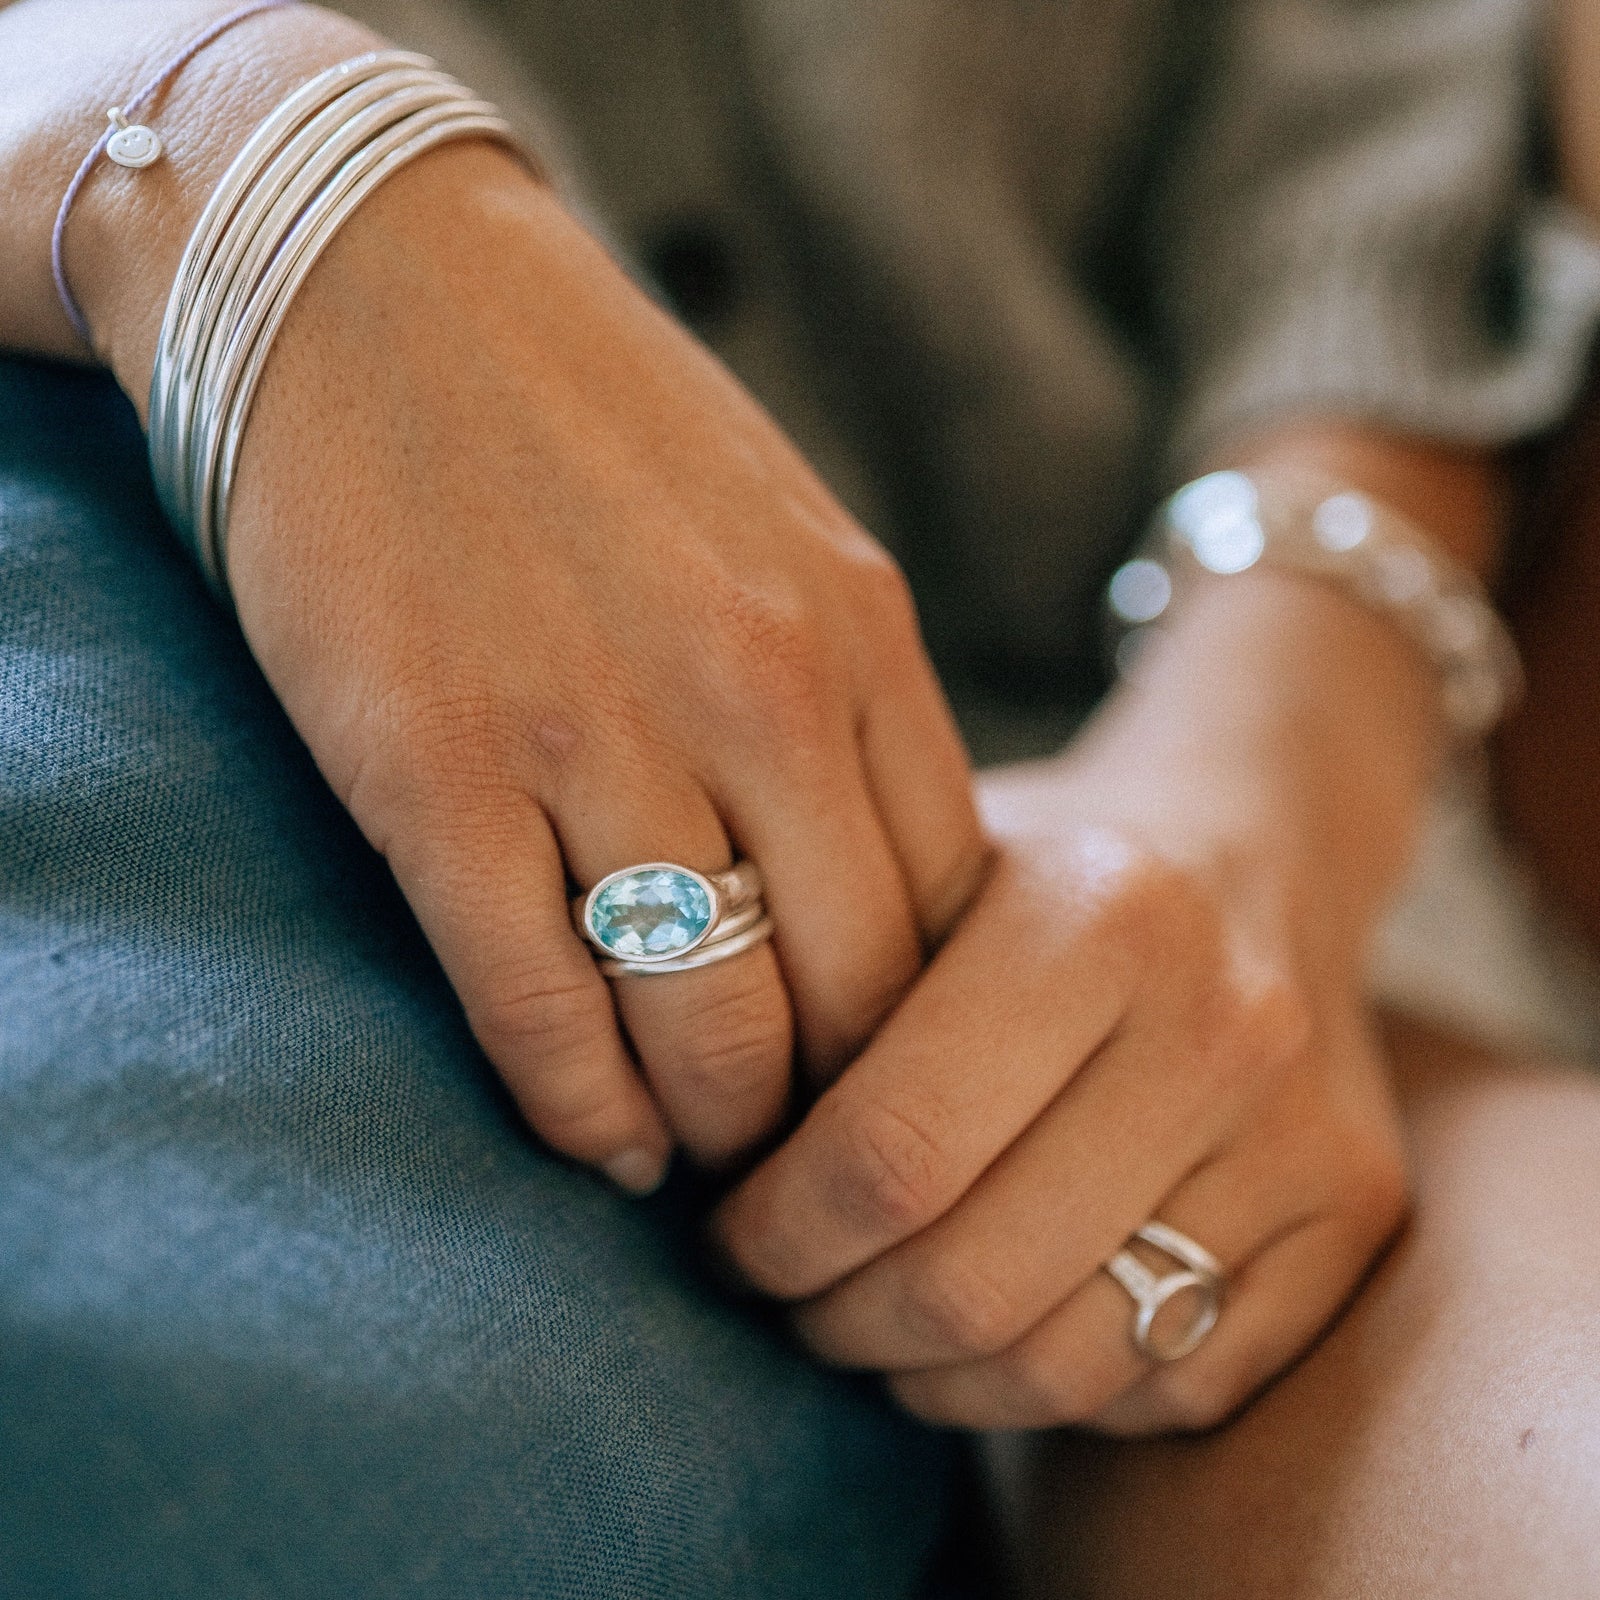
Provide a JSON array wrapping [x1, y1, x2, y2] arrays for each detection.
[[604, 1148, 669, 1198]]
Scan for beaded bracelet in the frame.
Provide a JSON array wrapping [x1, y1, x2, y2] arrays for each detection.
[[1106, 469, 1524, 739]]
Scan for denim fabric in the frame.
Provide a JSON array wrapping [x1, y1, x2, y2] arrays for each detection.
[[0, 359, 957, 1599]]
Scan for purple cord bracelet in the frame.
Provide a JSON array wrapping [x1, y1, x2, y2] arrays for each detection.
[[50, 0, 294, 346]]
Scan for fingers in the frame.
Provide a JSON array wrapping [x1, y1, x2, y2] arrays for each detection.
[[1091, 1101, 1406, 1436], [852, 569, 990, 949], [380, 781, 675, 1191], [710, 711, 925, 1089], [789, 1013, 1241, 1371], [879, 1095, 1406, 1432], [712, 842, 1145, 1299], [545, 756, 794, 1170], [1090, 1215, 1389, 1437]]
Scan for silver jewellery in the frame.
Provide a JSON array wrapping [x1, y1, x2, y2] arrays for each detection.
[[574, 861, 775, 978], [1105, 1221, 1225, 1363], [143, 50, 522, 602], [1106, 469, 1523, 739], [104, 108, 166, 171]]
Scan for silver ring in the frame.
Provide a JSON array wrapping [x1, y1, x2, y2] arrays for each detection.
[[596, 914, 775, 978], [1105, 1222, 1225, 1363], [574, 860, 768, 973]]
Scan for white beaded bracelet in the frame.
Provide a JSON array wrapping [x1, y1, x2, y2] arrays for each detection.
[[1106, 469, 1524, 739], [145, 49, 523, 601]]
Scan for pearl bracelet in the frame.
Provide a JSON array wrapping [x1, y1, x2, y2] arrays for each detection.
[[145, 50, 522, 601], [1106, 469, 1524, 738]]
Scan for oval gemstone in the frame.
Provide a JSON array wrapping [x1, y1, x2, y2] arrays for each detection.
[[587, 868, 713, 959]]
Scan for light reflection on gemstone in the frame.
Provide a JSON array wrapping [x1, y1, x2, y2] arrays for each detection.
[[1170, 471, 1265, 575], [587, 867, 713, 959]]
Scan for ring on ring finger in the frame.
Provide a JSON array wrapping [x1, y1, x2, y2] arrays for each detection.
[[573, 860, 773, 977], [1105, 1221, 1225, 1363]]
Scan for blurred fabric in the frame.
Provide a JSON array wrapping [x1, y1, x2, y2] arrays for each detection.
[[344, 0, 1600, 699]]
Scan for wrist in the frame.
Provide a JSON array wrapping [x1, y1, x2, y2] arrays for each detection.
[[0, 0, 379, 375], [1061, 566, 1443, 981]]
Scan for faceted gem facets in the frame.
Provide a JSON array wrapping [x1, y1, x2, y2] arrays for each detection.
[[587, 868, 714, 959]]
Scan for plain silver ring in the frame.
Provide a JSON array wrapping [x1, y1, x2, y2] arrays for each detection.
[[1105, 1222, 1225, 1363], [596, 914, 775, 978]]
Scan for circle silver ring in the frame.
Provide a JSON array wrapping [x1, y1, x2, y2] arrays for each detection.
[[1105, 1222, 1225, 1363]]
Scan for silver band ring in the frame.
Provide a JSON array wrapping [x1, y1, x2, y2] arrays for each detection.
[[1105, 1221, 1225, 1363], [596, 914, 776, 978], [574, 859, 769, 973]]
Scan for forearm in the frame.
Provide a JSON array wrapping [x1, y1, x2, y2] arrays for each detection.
[[0, 0, 379, 378]]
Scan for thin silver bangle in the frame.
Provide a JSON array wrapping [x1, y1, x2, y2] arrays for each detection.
[[157, 64, 457, 524], [146, 50, 522, 599], [148, 53, 430, 523], [194, 95, 501, 581], [206, 102, 509, 581], [168, 74, 461, 551]]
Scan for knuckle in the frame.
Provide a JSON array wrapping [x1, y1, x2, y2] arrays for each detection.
[[1231, 967, 1314, 1067], [705, 583, 833, 731], [472, 967, 605, 1067], [652, 975, 792, 1103], [901, 1253, 1021, 1358], [343, 676, 521, 821], [851, 548, 920, 644], [825, 1096, 952, 1237], [1067, 836, 1208, 966], [1195, 964, 1313, 1095]]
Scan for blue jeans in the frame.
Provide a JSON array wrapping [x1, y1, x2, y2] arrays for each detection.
[[0, 359, 958, 1598]]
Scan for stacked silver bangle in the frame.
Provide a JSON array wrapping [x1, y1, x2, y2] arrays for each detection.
[[1107, 469, 1524, 739], [146, 50, 518, 602]]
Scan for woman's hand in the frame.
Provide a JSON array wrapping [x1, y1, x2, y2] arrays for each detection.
[[713, 753, 1402, 1433], [217, 147, 985, 1189], [0, 1, 985, 1193], [712, 435, 1493, 1433]]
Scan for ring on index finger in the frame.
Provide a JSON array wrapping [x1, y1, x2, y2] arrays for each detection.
[[573, 860, 774, 977]]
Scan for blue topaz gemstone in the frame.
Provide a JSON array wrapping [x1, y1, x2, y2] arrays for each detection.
[[586, 866, 715, 960]]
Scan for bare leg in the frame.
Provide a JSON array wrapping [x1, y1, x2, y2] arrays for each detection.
[[997, 1016, 1600, 1599]]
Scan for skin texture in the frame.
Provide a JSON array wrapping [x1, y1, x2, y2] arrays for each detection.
[[998, 1019, 1600, 1600], [2, 1, 1597, 1583]]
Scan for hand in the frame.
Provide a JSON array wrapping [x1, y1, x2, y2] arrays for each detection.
[[74, 127, 972, 1193], [713, 564, 1426, 1434], [221, 147, 987, 1188], [3, 0, 985, 1194]]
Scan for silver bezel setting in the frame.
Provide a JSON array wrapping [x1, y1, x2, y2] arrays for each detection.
[[580, 862, 723, 965]]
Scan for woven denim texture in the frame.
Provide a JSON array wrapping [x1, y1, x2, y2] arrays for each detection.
[[0, 359, 956, 1598]]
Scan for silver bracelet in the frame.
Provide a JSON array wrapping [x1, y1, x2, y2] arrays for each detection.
[[146, 50, 521, 602], [1106, 469, 1524, 739]]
